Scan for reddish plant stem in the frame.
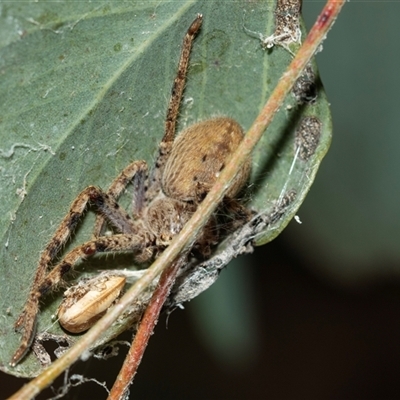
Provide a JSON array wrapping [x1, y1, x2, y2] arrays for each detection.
[[107, 257, 185, 400]]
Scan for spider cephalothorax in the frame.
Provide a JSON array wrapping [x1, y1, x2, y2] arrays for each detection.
[[11, 14, 251, 367]]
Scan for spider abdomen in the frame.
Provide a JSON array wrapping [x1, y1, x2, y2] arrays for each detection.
[[162, 117, 251, 203]]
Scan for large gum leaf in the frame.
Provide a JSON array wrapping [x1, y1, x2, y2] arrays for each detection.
[[0, 1, 331, 377]]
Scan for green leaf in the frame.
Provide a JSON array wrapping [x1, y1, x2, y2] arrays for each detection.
[[0, 0, 331, 377]]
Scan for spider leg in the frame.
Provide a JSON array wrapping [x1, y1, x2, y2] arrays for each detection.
[[11, 186, 94, 366], [40, 233, 153, 295], [93, 160, 148, 236], [10, 231, 152, 366], [146, 14, 202, 201], [14, 187, 99, 327], [11, 185, 137, 366]]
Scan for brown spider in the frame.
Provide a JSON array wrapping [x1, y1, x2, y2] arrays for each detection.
[[10, 14, 251, 367]]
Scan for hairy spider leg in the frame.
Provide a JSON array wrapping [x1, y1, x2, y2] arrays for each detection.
[[145, 14, 203, 202], [38, 232, 153, 299], [94, 15, 203, 233], [11, 182, 144, 366], [93, 160, 148, 237]]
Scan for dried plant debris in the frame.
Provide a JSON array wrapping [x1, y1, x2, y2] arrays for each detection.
[[92, 340, 131, 361], [32, 333, 73, 367], [169, 190, 297, 306], [270, 0, 302, 48], [244, 0, 301, 50], [292, 64, 318, 104], [295, 117, 322, 161], [275, 0, 302, 42]]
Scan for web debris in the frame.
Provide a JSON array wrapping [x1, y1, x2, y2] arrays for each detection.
[[48, 371, 110, 400], [243, 0, 301, 52], [0, 142, 55, 159]]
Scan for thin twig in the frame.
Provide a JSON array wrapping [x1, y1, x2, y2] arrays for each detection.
[[7, 1, 345, 398]]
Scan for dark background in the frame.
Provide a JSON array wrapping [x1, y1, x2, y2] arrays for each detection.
[[4, 2, 400, 399]]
